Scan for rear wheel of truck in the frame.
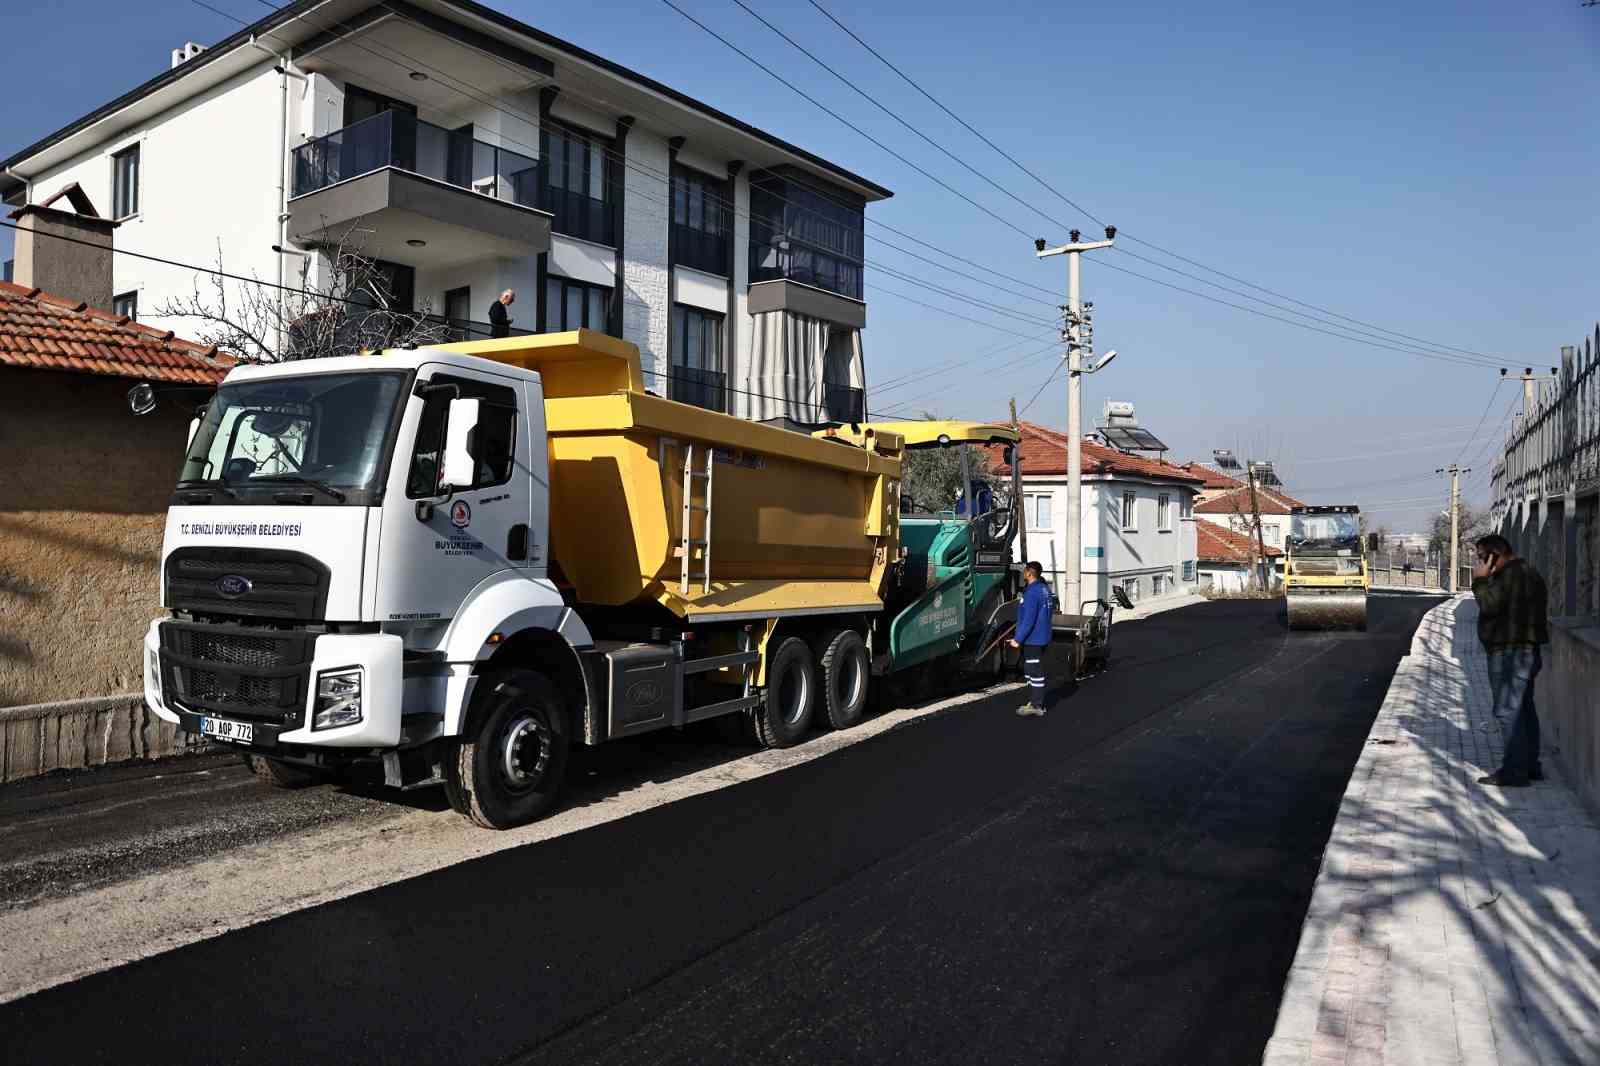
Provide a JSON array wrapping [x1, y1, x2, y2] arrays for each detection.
[[817, 628, 869, 730], [753, 636, 816, 748], [243, 754, 328, 789], [444, 669, 571, 829]]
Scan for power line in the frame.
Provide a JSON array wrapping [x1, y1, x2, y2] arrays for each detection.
[[1451, 379, 1506, 467], [1018, 362, 1064, 416], [803, 0, 1516, 365]]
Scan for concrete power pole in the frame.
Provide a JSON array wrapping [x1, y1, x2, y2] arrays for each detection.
[[1436, 464, 1470, 593], [1035, 227, 1117, 615], [1010, 395, 1027, 567], [1503, 365, 1560, 419]]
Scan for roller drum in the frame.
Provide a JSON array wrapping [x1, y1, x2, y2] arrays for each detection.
[[1286, 589, 1368, 630]]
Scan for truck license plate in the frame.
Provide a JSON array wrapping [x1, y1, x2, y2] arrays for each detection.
[[201, 716, 254, 744]]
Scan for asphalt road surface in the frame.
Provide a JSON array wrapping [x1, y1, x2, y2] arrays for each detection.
[[0, 593, 1442, 1065]]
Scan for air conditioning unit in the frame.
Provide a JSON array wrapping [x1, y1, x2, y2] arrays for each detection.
[[171, 41, 207, 69]]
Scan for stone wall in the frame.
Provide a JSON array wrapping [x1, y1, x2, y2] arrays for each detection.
[[622, 131, 671, 388], [1544, 620, 1600, 815], [0, 367, 192, 708]]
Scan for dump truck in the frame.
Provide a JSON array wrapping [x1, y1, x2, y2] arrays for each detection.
[[137, 331, 1022, 827], [1284, 505, 1369, 630]]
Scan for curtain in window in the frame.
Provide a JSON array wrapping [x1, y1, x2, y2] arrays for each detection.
[[744, 310, 840, 424]]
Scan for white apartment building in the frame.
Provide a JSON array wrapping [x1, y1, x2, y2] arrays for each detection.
[[0, 0, 889, 424], [1000, 423, 1202, 609]]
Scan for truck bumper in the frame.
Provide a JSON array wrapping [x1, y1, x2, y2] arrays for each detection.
[[151, 625, 405, 749]]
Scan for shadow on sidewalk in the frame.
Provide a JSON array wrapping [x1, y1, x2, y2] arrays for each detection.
[[1291, 597, 1600, 1063]]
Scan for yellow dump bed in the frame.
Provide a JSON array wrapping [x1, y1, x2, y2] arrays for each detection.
[[436, 331, 903, 622]]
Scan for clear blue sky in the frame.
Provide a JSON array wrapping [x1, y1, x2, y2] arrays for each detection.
[[4, 0, 1595, 530]]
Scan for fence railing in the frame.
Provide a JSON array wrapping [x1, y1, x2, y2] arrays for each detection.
[[1490, 325, 1600, 516]]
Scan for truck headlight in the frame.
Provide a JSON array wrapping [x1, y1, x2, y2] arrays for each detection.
[[313, 667, 363, 730]]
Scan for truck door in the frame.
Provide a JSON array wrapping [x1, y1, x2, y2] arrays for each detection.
[[374, 363, 535, 624]]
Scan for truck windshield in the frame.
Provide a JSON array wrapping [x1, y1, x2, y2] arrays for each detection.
[[179, 371, 406, 501], [1289, 513, 1362, 552]]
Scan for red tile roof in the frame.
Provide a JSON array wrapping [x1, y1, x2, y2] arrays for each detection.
[[0, 280, 233, 384], [1196, 521, 1283, 563], [1178, 461, 1244, 491], [992, 421, 1204, 484], [1193, 484, 1305, 516]]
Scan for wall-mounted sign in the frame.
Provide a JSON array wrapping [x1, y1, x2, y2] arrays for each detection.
[[1084, 546, 1104, 558]]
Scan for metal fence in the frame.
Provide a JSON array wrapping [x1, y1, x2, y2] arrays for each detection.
[[1367, 551, 1462, 590], [1489, 324, 1600, 619]]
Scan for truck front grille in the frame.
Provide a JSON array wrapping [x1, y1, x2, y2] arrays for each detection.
[[159, 621, 315, 725]]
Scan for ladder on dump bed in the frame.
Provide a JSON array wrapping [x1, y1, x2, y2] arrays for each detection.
[[680, 443, 714, 594]]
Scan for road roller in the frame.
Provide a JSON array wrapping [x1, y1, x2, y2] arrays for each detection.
[[1285, 505, 1369, 630]]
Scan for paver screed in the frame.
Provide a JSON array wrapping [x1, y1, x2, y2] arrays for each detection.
[[1263, 595, 1600, 1066]]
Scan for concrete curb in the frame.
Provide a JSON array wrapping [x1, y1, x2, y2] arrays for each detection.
[[0, 694, 202, 783]]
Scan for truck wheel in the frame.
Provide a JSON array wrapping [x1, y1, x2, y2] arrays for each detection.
[[817, 628, 869, 730], [753, 637, 816, 748], [444, 669, 571, 829], [243, 754, 326, 789]]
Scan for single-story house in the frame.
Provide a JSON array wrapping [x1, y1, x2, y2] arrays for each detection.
[[1196, 521, 1284, 593]]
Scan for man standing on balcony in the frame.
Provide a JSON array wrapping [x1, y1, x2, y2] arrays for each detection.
[[1471, 533, 1550, 788], [489, 289, 516, 338]]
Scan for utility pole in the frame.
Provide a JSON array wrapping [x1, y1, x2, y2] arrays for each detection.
[[1436, 464, 1470, 593], [1010, 395, 1027, 568], [1035, 226, 1117, 615], [1502, 365, 1560, 418], [1246, 464, 1271, 591]]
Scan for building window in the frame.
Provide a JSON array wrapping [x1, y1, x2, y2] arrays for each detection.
[[112, 144, 140, 219], [669, 305, 726, 412], [672, 165, 732, 276], [1157, 493, 1172, 531], [1025, 492, 1053, 531], [1121, 490, 1137, 531], [1262, 522, 1280, 546], [545, 275, 612, 333], [540, 121, 615, 245], [113, 291, 138, 320], [1182, 560, 1196, 582], [1180, 493, 1193, 519], [1121, 577, 1140, 603], [748, 168, 865, 300], [1153, 573, 1169, 596]]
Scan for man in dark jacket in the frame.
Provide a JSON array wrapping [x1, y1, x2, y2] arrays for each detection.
[[1471, 533, 1550, 787], [488, 289, 515, 338], [1009, 561, 1053, 717]]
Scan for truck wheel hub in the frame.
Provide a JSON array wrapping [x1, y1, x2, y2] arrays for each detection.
[[501, 713, 551, 789]]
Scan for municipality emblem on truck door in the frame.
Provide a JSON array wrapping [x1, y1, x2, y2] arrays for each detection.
[[450, 501, 472, 529]]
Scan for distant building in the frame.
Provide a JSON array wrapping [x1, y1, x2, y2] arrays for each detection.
[[1196, 522, 1283, 593], [1176, 461, 1244, 504], [1193, 484, 1306, 553], [995, 422, 1203, 607]]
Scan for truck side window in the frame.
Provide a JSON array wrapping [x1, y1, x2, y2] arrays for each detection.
[[406, 374, 519, 498]]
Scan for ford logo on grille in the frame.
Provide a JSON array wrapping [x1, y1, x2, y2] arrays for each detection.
[[215, 574, 252, 598]]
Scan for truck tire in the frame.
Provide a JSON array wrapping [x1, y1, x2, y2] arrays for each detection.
[[444, 669, 571, 829], [243, 754, 326, 789], [753, 637, 816, 748], [817, 628, 869, 730]]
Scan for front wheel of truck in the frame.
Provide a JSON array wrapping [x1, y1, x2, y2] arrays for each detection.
[[444, 669, 571, 829]]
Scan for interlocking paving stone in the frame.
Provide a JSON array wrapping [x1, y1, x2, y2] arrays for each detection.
[[1262, 596, 1600, 1065]]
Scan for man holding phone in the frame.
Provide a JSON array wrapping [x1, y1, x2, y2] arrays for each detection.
[[1470, 533, 1549, 787]]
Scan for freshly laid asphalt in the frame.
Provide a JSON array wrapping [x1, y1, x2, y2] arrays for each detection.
[[0, 594, 1441, 1065]]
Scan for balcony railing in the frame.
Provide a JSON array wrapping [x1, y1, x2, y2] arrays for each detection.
[[674, 223, 729, 276], [825, 382, 865, 424], [749, 240, 863, 301], [668, 366, 727, 413], [539, 184, 613, 246], [291, 110, 541, 210]]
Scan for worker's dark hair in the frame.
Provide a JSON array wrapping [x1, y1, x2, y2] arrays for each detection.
[[1024, 560, 1043, 578], [1475, 533, 1514, 558]]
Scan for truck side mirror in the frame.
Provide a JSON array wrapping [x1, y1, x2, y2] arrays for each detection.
[[128, 383, 157, 415], [440, 397, 481, 492]]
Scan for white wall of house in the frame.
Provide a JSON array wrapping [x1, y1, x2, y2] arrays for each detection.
[[1013, 474, 1198, 608], [27, 61, 284, 329], [1198, 563, 1255, 593], [1196, 511, 1289, 550]]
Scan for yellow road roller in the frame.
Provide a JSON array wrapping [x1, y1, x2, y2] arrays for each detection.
[[1285, 505, 1369, 630]]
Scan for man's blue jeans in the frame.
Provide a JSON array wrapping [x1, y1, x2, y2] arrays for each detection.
[[1485, 645, 1542, 782]]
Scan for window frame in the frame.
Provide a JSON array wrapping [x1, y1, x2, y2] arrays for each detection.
[[405, 373, 520, 499], [1157, 492, 1172, 532], [113, 291, 138, 320], [1180, 492, 1194, 519], [1121, 576, 1140, 603], [111, 143, 140, 220], [544, 275, 613, 334], [1120, 490, 1138, 532], [1024, 491, 1053, 532]]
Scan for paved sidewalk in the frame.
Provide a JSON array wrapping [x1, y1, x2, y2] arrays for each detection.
[[1264, 595, 1600, 1065]]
